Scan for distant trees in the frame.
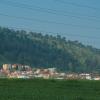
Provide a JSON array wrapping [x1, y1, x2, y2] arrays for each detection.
[[0, 26, 100, 72]]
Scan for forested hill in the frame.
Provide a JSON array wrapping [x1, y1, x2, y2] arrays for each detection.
[[0, 27, 100, 73]]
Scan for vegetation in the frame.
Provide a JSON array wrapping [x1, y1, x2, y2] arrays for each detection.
[[0, 79, 100, 100], [0, 27, 100, 72]]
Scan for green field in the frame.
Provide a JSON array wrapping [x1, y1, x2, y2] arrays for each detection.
[[0, 79, 100, 100]]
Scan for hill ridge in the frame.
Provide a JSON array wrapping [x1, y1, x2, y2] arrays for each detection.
[[0, 26, 100, 73]]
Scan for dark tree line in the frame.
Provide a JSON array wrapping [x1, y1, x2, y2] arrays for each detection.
[[0, 27, 100, 73]]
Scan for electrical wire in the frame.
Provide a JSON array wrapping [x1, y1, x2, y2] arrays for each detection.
[[0, 12, 100, 30], [0, 0, 100, 22]]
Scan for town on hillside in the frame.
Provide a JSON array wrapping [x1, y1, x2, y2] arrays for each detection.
[[0, 64, 100, 80]]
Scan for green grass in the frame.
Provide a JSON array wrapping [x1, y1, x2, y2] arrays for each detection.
[[0, 79, 100, 100]]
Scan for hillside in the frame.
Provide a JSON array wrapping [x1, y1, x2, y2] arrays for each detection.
[[0, 27, 100, 72]]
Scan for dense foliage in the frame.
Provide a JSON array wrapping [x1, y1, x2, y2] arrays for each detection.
[[0, 27, 100, 72], [0, 79, 100, 100]]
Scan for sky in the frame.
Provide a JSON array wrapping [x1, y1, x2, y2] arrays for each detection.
[[0, 0, 100, 48]]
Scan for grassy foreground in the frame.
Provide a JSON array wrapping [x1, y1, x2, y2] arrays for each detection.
[[0, 79, 100, 100]]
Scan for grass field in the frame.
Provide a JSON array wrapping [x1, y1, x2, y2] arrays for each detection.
[[0, 79, 100, 100]]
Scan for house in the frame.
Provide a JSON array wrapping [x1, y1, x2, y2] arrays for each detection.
[[3, 64, 12, 71]]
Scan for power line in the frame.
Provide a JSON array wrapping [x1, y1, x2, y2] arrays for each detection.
[[0, 0, 100, 22], [53, 0, 100, 11], [0, 12, 100, 30], [4, 0, 99, 17]]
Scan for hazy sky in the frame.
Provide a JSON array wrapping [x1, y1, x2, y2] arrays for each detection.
[[0, 0, 100, 48]]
